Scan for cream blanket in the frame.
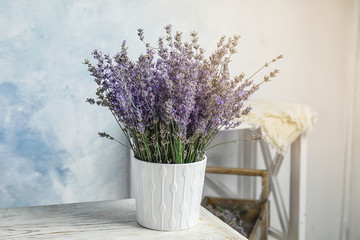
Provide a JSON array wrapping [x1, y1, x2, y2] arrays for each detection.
[[239, 99, 317, 155]]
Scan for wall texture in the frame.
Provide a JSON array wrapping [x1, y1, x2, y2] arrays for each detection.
[[0, 0, 133, 207], [348, 3, 360, 239], [0, 0, 358, 239]]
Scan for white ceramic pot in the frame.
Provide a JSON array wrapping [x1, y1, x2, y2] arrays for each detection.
[[131, 156, 207, 231]]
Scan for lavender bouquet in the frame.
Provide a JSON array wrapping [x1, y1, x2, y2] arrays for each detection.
[[84, 25, 281, 164]]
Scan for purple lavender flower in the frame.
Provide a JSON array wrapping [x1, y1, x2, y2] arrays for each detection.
[[84, 25, 281, 163]]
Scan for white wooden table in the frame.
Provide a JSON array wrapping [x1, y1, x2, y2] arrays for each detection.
[[0, 199, 247, 240]]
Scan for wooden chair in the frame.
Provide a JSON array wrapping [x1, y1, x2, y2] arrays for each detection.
[[202, 166, 269, 240]]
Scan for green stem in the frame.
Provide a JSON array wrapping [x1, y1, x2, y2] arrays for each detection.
[[105, 133, 131, 149], [205, 140, 238, 151], [110, 110, 133, 149]]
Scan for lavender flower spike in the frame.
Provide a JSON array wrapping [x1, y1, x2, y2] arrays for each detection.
[[84, 25, 282, 164]]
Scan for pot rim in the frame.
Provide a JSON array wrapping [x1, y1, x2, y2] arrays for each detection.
[[132, 155, 207, 166]]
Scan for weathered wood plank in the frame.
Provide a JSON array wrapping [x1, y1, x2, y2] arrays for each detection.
[[0, 199, 247, 240]]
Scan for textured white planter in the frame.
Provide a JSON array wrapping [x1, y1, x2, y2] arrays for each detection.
[[131, 156, 207, 231]]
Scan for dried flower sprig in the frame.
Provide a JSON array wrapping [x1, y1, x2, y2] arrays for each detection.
[[84, 24, 281, 163], [206, 134, 264, 151]]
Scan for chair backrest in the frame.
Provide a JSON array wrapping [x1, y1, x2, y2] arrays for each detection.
[[205, 166, 268, 201]]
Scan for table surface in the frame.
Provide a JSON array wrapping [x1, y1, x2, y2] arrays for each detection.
[[0, 198, 247, 240]]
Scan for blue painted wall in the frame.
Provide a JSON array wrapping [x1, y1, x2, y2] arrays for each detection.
[[0, 0, 137, 208]]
